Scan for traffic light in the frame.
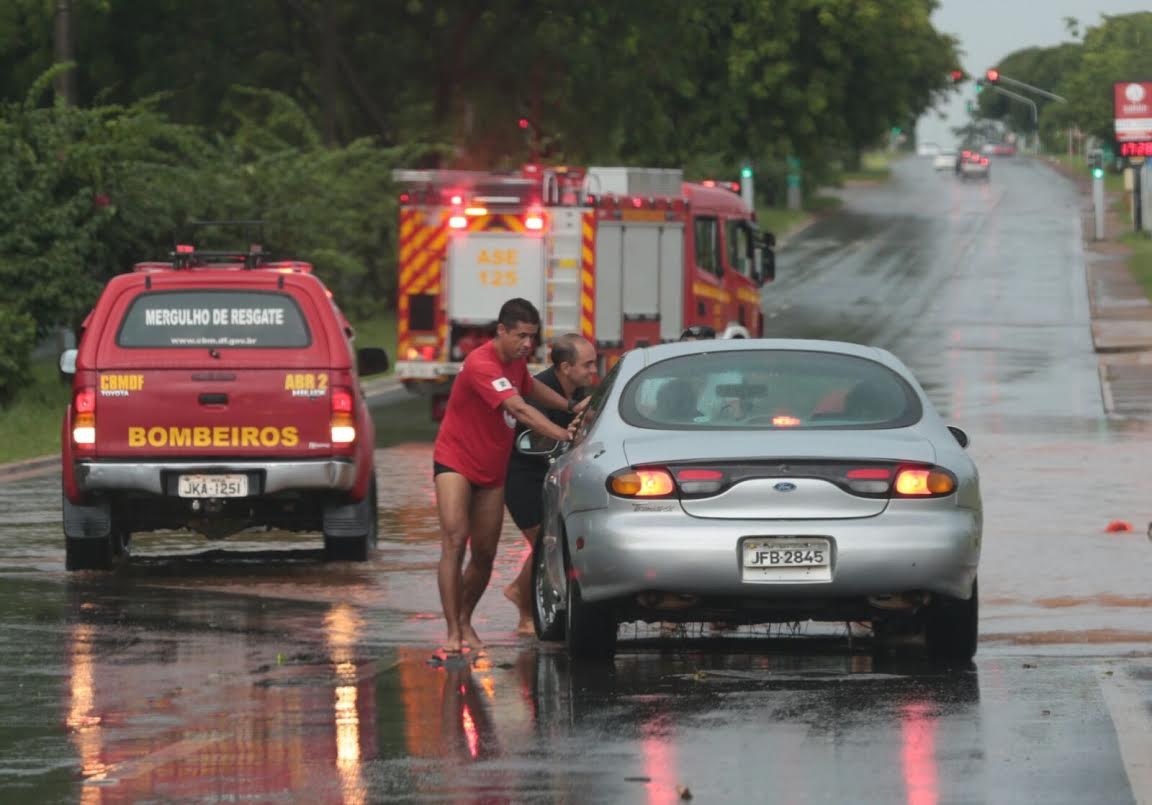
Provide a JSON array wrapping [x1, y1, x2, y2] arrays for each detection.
[[740, 164, 753, 179], [1089, 149, 1105, 179], [985, 69, 1000, 83], [949, 69, 964, 83], [975, 79, 984, 94], [518, 117, 530, 130]]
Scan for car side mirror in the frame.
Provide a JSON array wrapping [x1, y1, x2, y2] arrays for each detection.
[[759, 248, 776, 285], [947, 426, 969, 449], [59, 349, 77, 376], [356, 347, 390, 377], [516, 430, 562, 456]]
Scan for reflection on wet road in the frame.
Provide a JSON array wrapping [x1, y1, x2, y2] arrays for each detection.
[[2, 156, 1151, 802]]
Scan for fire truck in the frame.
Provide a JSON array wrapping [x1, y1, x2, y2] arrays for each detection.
[[392, 165, 776, 417]]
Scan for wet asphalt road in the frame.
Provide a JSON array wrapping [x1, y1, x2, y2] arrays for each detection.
[[2, 155, 1152, 804]]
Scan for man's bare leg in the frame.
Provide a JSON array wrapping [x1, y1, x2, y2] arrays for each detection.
[[435, 473, 474, 653], [458, 485, 506, 650], [504, 525, 540, 634]]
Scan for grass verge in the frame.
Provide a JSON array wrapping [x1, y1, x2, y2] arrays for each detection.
[[349, 309, 397, 362], [0, 360, 69, 464], [1120, 232, 1152, 300], [841, 151, 894, 184]]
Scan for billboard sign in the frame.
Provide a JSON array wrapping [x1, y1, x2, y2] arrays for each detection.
[[1114, 82, 1152, 142]]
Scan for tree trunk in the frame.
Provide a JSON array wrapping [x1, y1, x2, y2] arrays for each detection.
[[53, 0, 75, 106]]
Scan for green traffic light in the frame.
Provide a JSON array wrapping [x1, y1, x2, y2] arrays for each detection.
[[1093, 167, 1105, 179], [740, 166, 753, 179]]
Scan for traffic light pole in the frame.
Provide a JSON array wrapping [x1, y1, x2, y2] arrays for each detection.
[[993, 74, 1068, 105]]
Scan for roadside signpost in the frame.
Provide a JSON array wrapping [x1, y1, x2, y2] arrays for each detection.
[[1114, 82, 1152, 233]]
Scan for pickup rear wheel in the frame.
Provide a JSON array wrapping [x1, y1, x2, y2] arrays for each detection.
[[65, 531, 124, 571], [322, 472, 378, 562]]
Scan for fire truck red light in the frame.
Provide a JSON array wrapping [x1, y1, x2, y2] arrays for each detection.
[[450, 195, 463, 206], [631, 197, 643, 208], [525, 216, 544, 230], [449, 216, 467, 229]]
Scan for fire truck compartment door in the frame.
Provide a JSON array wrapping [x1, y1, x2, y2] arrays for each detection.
[[594, 222, 684, 343], [447, 233, 545, 323]]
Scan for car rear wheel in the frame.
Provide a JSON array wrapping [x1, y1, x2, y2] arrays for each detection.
[[532, 532, 565, 641], [323, 472, 378, 562], [565, 570, 617, 660], [925, 577, 978, 662]]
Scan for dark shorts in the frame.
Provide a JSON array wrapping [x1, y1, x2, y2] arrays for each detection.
[[504, 464, 547, 532], [433, 461, 497, 490]]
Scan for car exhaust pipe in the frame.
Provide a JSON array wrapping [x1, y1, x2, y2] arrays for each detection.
[[868, 592, 930, 611], [637, 592, 699, 610]]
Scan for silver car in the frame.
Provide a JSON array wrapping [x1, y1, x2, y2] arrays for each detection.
[[518, 339, 982, 661]]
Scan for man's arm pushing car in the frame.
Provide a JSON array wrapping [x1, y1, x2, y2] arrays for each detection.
[[501, 394, 575, 442]]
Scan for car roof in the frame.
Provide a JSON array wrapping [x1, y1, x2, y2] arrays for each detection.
[[626, 338, 907, 373]]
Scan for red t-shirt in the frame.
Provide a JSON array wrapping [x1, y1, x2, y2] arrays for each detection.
[[433, 340, 534, 487]]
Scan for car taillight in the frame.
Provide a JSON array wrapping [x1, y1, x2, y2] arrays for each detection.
[[331, 387, 355, 444], [405, 345, 436, 361], [608, 468, 675, 498], [893, 466, 956, 497], [845, 467, 892, 494], [73, 388, 96, 446], [675, 468, 725, 495]]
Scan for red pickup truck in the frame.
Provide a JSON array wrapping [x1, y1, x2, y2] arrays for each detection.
[[59, 243, 389, 570]]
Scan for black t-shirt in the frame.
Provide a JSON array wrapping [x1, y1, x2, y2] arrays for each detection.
[[507, 367, 586, 474]]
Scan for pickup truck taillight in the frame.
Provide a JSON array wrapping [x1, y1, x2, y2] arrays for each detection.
[[330, 387, 355, 444], [72, 388, 97, 447]]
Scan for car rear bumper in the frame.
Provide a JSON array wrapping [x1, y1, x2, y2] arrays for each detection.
[[74, 459, 357, 496], [567, 507, 981, 604]]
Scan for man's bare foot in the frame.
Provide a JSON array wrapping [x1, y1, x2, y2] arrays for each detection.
[[515, 615, 535, 636], [459, 622, 485, 651]]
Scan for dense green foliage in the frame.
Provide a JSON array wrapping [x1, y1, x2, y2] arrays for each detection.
[[0, 0, 960, 400]]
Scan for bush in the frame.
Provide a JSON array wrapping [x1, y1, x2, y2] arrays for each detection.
[[0, 303, 36, 404]]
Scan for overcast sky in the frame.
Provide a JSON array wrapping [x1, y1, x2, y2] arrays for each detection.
[[915, 0, 1150, 147]]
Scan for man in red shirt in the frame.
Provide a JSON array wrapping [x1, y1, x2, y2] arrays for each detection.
[[433, 298, 585, 657]]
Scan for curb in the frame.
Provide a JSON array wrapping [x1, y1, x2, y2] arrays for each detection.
[[0, 454, 57, 480]]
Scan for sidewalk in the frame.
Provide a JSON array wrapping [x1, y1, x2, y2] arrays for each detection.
[[1047, 157, 1152, 418]]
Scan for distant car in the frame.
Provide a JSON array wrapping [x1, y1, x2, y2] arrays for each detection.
[[521, 339, 982, 661], [933, 151, 957, 171], [986, 142, 1016, 157], [59, 238, 391, 570], [959, 154, 991, 181]]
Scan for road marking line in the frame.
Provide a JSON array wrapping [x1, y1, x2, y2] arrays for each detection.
[[1098, 666, 1152, 805]]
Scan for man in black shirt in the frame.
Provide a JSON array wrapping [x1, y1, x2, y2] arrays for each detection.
[[504, 333, 597, 634]]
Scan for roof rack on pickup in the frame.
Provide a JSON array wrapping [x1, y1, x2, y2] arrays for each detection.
[[131, 220, 314, 274]]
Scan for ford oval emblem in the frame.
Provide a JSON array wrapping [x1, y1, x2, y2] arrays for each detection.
[[774, 482, 797, 493]]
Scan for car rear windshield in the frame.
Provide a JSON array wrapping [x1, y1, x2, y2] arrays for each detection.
[[620, 349, 922, 430], [116, 291, 311, 348]]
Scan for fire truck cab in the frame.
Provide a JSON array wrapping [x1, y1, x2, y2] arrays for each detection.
[[393, 165, 775, 417]]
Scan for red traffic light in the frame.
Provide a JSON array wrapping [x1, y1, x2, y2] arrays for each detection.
[[950, 70, 964, 82], [518, 118, 530, 129], [985, 69, 1000, 83]]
